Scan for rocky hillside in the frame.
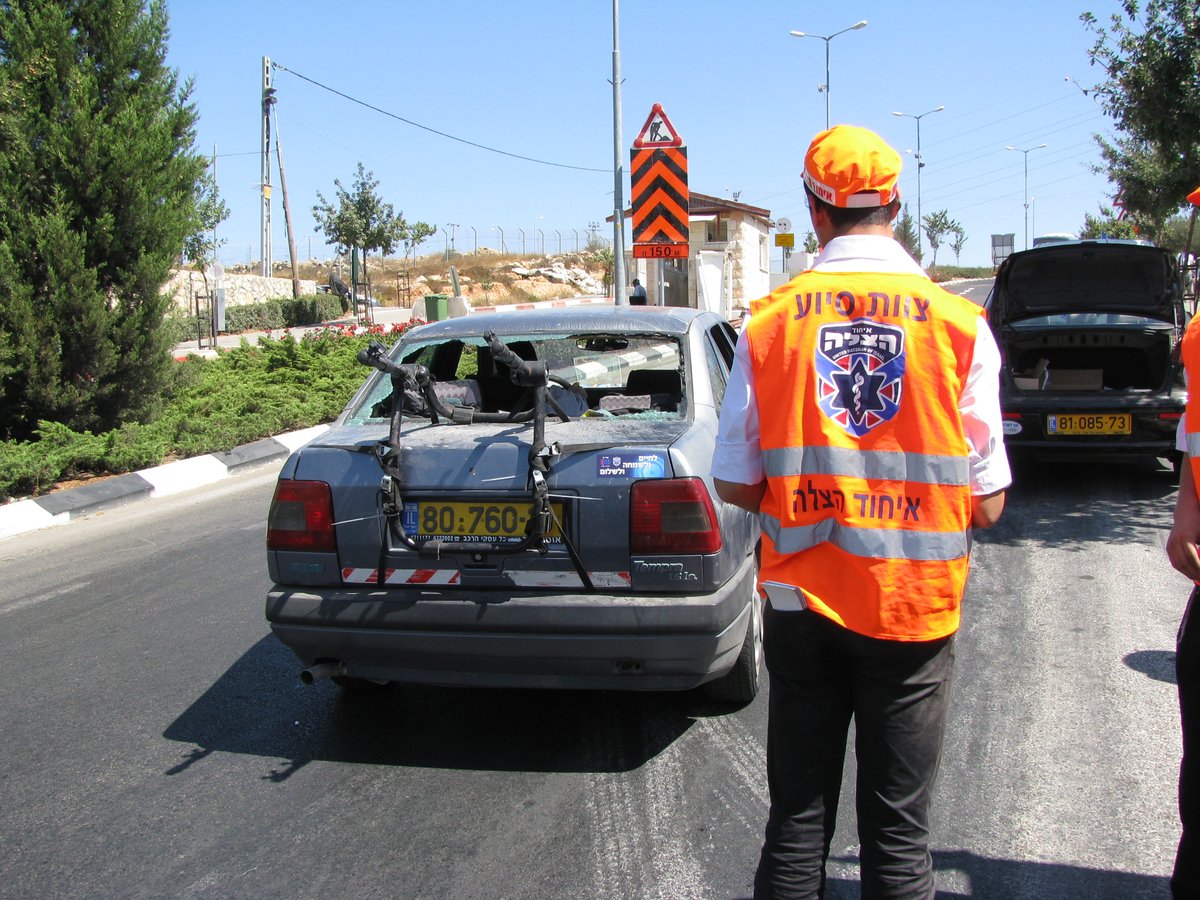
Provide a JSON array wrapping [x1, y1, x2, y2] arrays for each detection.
[[229, 249, 613, 309]]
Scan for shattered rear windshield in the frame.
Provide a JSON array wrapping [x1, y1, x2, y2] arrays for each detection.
[[345, 332, 687, 425]]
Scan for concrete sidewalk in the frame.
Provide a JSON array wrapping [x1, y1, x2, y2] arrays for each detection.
[[2, 293, 616, 541]]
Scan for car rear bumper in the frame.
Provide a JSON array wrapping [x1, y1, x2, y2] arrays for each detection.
[[1000, 395, 1182, 455], [266, 554, 756, 691]]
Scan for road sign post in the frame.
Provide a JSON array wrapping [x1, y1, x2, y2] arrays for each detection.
[[631, 104, 688, 304]]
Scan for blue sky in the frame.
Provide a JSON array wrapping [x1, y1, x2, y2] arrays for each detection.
[[165, 0, 1133, 270]]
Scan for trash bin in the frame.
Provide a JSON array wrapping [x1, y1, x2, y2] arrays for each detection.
[[423, 294, 449, 322]]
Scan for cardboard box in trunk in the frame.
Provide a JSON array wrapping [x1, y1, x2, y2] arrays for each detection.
[[1046, 369, 1103, 391], [1013, 358, 1049, 391]]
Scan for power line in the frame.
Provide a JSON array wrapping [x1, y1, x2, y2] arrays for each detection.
[[271, 61, 608, 174]]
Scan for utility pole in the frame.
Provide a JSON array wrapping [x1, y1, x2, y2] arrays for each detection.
[[211, 144, 218, 265], [611, 0, 627, 305], [260, 57, 273, 277], [270, 104, 302, 298]]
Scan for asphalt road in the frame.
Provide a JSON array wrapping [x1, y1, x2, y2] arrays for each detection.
[[0, 280, 1186, 898]]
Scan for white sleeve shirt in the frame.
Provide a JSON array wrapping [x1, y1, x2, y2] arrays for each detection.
[[711, 235, 1013, 496]]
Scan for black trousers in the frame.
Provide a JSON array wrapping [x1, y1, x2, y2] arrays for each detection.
[[754, 605, 954, 900], [1176, 586, 1200, 898]]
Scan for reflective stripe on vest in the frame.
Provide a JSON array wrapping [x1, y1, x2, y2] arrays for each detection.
[[761, 512, 971, 560], [762, 445, 969, 486]]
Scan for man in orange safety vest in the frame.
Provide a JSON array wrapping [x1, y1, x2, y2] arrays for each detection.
[[713, 124, 1010, 897], [1164, 181, 1200, 900]]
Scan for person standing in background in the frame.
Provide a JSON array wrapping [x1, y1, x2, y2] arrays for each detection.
[[630, 278, 648, 305]]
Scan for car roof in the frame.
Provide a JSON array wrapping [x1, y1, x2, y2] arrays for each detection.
[[400, 305, 723, 341]]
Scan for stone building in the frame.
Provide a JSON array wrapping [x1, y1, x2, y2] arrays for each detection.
[[615, 192, 774, 320]]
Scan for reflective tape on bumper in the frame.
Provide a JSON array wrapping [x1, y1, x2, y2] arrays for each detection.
[[340, 568, 633, 588]]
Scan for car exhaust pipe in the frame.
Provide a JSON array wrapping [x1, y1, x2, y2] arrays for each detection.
[[299, 662, 342, 685]]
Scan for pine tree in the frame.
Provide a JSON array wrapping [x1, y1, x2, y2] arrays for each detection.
[[894, 205, 922, 263], [0, 0, 207, 441]]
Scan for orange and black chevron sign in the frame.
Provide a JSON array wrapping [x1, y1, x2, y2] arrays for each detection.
[[631, 145, 689, 253]]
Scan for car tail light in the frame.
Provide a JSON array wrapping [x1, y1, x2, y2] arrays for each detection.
[[267, 480, 337, 553], [1158, 412, 1183, 420], [1002, 412, 1022, 420], [631, 477, 722, 554]]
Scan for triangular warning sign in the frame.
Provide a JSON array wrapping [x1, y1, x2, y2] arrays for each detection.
[[632, 103, 684, 149]]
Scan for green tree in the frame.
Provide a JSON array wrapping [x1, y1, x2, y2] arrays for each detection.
[[1079, 204, 1140, 240], [1083, 1, 1200, 225], [922, 210, 954, 268], [1157, 212, 1197, 255], [949, 224, 968, 265], [313, 162, 432, 297], [183, 166, 230, 301], [0, 0, 209, 441], [894, 205, 922, 263], [803, 231, 819, 254]]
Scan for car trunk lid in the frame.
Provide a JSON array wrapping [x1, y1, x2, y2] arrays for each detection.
[[300, 419, 701, 591], [992, 241, 1180, 324]]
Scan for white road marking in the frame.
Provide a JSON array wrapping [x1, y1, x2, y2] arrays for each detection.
[[0, 581, 92, 617]]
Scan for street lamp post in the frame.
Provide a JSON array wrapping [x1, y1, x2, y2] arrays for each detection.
[[892, 105, 943, 260], [1006, 143, 1047, 249], [789, 20, 868, 130]]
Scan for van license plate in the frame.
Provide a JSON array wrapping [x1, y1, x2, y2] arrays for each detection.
[[1046, 413, 1132, 435]]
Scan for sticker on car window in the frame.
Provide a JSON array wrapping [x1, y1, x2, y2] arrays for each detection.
[[598, 452, 666, 478]]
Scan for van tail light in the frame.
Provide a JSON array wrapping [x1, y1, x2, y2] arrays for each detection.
[[267, 480, 338, 553], [630, 477, 723, 554]]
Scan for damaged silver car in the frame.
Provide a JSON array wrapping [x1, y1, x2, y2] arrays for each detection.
[[265, 307, 762, 704]]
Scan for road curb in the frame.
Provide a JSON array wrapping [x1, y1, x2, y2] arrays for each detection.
[[0, 424, 330, 542]]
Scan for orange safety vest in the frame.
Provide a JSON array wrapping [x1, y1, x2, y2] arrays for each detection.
[[1183, 311, 1200, 497], [746, 269, 985, 641]]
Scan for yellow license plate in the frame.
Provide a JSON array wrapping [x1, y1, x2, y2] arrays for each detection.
[[404, 501, 563, 541], [1046, 413, 1132, 435]]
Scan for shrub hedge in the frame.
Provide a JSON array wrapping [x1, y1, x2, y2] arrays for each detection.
[[163, 293, 348, 345], [0, 320, 417, 503]]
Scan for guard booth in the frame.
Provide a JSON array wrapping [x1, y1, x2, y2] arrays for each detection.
[[991, 233, 1015, 270]]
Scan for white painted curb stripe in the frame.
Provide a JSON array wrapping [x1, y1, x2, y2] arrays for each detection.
[[139, 455, 232, 497], [0, 500, 68, 540], [275, 424, 330, 451]]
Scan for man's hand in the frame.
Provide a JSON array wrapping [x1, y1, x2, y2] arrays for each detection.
[[1168, 462, 1200, 582], [714, 477, 765, 513], [971, 490, 1006, 529]]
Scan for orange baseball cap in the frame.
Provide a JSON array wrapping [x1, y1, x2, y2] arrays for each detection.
[[804, 125, 902, 208], [1188, 183, 1200, 206]]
